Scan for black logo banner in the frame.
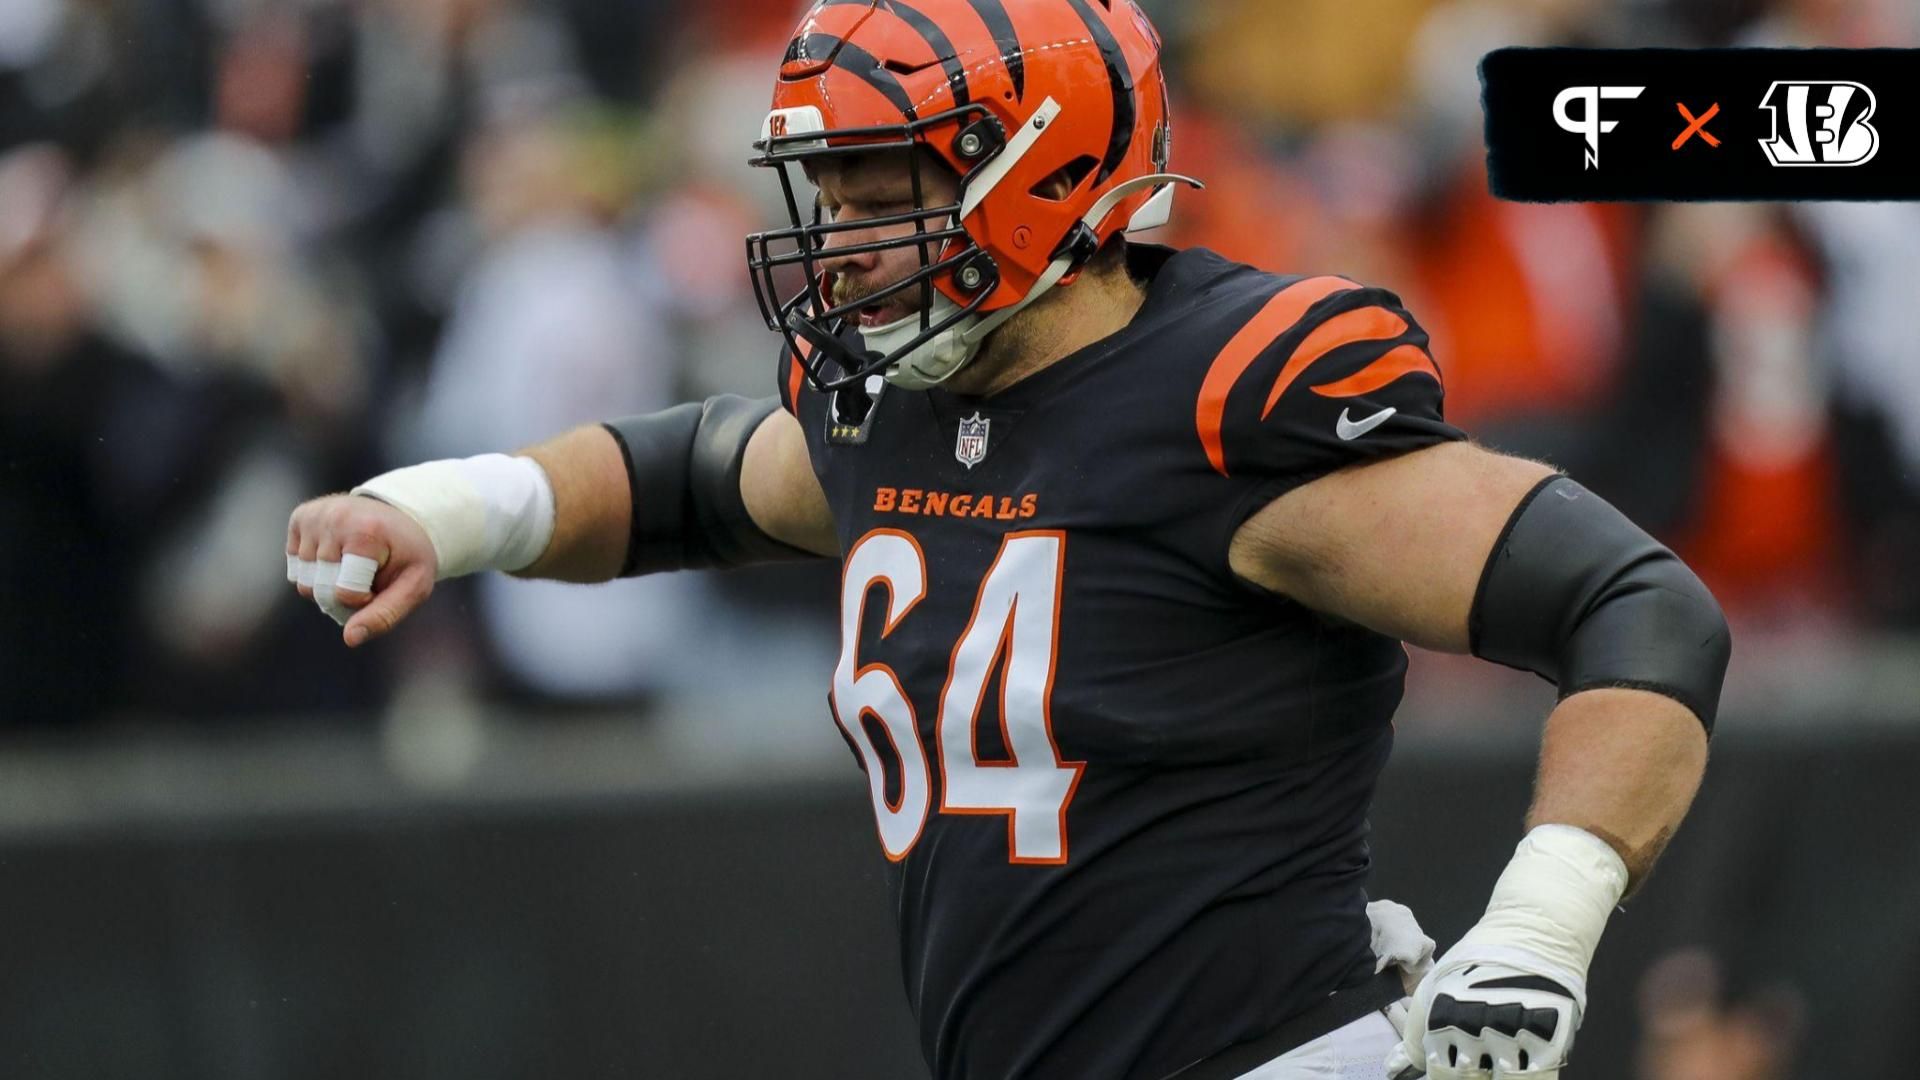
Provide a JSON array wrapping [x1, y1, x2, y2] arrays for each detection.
[[1482, 48, 1920, 201]]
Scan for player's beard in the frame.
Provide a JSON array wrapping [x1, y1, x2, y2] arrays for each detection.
[[826, 227, 961, 328], [830, 272, 927, 329]]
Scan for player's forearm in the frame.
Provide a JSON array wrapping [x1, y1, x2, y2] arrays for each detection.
[[1390, 689, 1710, 1071], [1470, 474, 1726, 894], [516, 424, 632, 583], [330, 400, 822, 623], [1527, 687, 1709, 892]]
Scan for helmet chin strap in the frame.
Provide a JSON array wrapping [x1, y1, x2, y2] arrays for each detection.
[[870, 172, 1204, 391]]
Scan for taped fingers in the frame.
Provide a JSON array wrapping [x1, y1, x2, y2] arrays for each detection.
[[333, 523, 391, 601], [287, 513, 304, 582], [335, 552, 380, 596], [287, 499, 404, 640], [312, 560, 353, 626], [294, 526, 320, 597]]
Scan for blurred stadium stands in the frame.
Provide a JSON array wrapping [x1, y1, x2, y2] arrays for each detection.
[[2, 0, 1917, 1076]]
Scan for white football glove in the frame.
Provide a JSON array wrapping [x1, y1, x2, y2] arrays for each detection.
[[1368, 898, 1436, 994], [1386, 825, 1628, 1080], [1386, 951, 1583, 1079]]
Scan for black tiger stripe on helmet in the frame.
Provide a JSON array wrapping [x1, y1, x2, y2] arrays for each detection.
[[964, 0, 1025, 101], [816, 0, 975, 110], [1062, 0, 1136, 185], [788, 32, 921, 121]]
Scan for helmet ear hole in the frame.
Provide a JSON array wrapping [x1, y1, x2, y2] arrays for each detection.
[[1029, 156, 1100, 201]]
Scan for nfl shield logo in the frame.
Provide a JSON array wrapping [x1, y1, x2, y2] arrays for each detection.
[[955, 412, 990, 469]]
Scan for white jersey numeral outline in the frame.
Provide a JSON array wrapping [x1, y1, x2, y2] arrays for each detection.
[[937, 531, 1082, 863], [834, 530, 1082, 865], [833, 530, 933, 860]]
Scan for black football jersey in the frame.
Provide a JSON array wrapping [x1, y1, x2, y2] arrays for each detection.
[[775, 245, 1466, 1080]]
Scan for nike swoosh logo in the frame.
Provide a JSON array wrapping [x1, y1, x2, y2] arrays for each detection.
[[1336, 406, 1397, 440]]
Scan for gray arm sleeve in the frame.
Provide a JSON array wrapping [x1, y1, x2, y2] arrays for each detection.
[[1470, 475, 1732, 733], [601, 395, 821, 576]]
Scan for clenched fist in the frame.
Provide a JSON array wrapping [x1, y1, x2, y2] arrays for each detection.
[[1384, 826, 1630, 1080], [285, 494, 438, 647]]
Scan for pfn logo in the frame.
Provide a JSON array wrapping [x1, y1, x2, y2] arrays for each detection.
[[1553, 85, 1646, 169], [1758, 81, 1879, 167]]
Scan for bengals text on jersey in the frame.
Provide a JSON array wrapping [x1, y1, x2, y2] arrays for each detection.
[[778, 244, 1464, 1080]]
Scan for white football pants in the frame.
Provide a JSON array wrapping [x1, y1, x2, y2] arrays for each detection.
[[1231, 1009, 1401, 1080]]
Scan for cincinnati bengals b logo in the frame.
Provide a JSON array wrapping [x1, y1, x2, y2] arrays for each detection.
[[1758, 81, 1879, 167], [769, 114, 790, 138]]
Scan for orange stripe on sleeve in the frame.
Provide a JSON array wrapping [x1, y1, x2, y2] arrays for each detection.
[[1258, 306, 1409, 419], [1195, 276, 1356, 476], [1308, 343, 1442, 400]]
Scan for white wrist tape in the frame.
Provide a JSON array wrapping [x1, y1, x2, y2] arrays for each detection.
[[1450, 824, 1629, 1006], [352, 454, 556, 579]]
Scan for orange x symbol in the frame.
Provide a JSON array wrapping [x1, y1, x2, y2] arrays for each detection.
[[1673, 102, 1721, 149]]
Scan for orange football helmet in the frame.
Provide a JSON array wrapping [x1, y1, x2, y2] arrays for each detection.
[[746, 0, 1199, 392]]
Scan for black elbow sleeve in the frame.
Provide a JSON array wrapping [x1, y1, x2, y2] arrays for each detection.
[[1470, 475, 1732, 734], [602, 395, 817, 576]]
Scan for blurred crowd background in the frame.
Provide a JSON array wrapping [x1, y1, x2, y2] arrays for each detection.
[[4, 0, 1918, 724], [3, 2, 1917, 1077]]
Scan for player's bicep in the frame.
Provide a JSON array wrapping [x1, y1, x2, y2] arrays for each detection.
[[1229, 441, 1555, 653], [742, 406, 837, 557]]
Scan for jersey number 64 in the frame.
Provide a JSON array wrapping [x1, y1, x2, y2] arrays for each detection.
[[833, 530, 1083, 866]]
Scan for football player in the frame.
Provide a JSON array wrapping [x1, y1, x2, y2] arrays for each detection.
[[286, 2, 1729, 1077]]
